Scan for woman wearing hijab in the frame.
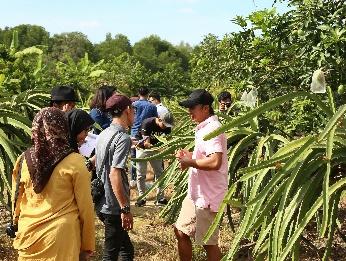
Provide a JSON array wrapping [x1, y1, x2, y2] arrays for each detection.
[[66, 109, 95, 152], [89, 85, 116, 134], [12, 107, 95, 261]]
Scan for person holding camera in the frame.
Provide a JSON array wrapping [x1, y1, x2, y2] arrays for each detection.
[[217, 91, 232, 114], [10, 107, 95, 261]]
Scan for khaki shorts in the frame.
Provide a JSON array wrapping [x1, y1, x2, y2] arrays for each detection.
[[174, 197, 219, 245]]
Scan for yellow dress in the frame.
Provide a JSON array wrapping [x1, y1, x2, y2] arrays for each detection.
[[12, 152, 95, 261]]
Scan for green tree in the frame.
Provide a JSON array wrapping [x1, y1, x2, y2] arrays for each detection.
[[190, 0, 346, 135], [151, 62, 190, 96], [95, 33, 132, 60], [133, 35, 189, 72], [0, 24, 49, 50], [101, 53, 151, 95], [48, 32, 96, 62]]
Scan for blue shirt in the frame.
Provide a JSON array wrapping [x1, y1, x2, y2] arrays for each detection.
[[131, 99, 158, 137], [89, 108, 112, 134]]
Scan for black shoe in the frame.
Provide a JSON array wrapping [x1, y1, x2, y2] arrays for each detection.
[[135, 199, 146, 207], [155, 198, 168, 206]]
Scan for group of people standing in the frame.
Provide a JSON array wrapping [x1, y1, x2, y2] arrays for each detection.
[[10, 84, 232, 261]]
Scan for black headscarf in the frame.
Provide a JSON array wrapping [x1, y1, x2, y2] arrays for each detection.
[[66, 109, 95, 152]]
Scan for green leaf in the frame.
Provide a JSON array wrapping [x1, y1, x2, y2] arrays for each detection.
[[89, 70, 106, 77], [279, 178, 346, 261]]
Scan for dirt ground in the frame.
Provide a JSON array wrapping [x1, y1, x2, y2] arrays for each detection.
[[1, 171, 346, 261]]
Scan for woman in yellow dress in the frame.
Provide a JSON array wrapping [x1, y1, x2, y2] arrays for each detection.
[[12, 107, 95, 261]]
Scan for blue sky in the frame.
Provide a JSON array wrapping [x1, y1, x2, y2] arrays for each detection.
[[0, 0, 289, 45]]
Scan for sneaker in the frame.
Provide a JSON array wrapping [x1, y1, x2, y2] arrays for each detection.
[[155, 198, 168, 206], [129, 180, 137, 189], [135, 199, 146, 207]]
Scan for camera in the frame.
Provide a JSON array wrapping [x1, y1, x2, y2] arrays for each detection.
[[5, 223, 17, 238]]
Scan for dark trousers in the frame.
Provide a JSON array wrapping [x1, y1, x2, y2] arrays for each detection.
[[100, 213, 134, 261], [130, 148, 137, 181]]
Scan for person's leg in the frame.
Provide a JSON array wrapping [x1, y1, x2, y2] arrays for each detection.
[[195, 208, 221, 261], [150, 158, 164, 201], [174, 197, 196, 261], [102, 214, 124, 261], [174, 227, 192, 261], [118, 231, 134, 261], [136, 149, 148, 197], [130, 148, 137, 181], [203, 245, 222, 261]]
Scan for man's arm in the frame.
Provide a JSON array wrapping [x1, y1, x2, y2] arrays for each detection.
[[177, 152, 223, 171], [109, 167, 128, 208], [109, 167, 133, 230]]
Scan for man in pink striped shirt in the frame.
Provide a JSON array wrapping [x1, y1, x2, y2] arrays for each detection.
[[174, 89, 228, 261]]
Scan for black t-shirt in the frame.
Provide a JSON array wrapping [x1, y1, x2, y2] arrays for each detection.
[[136, 117, 171, 147]]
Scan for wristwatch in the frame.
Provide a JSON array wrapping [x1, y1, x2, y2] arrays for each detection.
[[120, 205, 131, 214]]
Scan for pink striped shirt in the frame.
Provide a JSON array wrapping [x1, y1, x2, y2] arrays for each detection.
[[188, 115, 228, 212]]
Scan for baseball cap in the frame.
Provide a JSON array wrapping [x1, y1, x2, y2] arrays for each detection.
[[179, 89, 214, 108], [51, 85, 79, 102], [106, 94, 132, 113], [160, 112, 174, 128]]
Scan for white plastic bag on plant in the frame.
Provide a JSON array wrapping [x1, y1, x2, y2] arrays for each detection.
[[310, 69, 326, 93], [247, 88, 257, 108], [240, 89, 257, 108], [240, 90, 248, 102]]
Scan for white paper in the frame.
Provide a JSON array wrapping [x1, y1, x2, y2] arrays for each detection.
[[79, 133, 98, 157]]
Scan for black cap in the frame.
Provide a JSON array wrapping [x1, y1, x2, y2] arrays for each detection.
[[179, 89, 214, 108], [51, 86, 79, 102]]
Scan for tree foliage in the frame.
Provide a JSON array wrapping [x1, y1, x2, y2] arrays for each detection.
[[133, 35, 190, 72], [95, 33, 132, 60], [48, 32, 96, 62], [191, 0, 346, 135], [0, 24, 49, 50]]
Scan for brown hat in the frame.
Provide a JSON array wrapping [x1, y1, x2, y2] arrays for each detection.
[[106, 94, 132, 114]]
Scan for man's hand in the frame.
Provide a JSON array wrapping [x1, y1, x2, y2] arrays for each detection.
[[121, 212, 133, 231], [176, 149, 193, 170], [175, 149, 192, 159]]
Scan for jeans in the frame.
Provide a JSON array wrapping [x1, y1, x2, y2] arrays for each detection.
[[130, 148, 137, 181], [136, 149, 164, 200], [100, 213, 134, 261]]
